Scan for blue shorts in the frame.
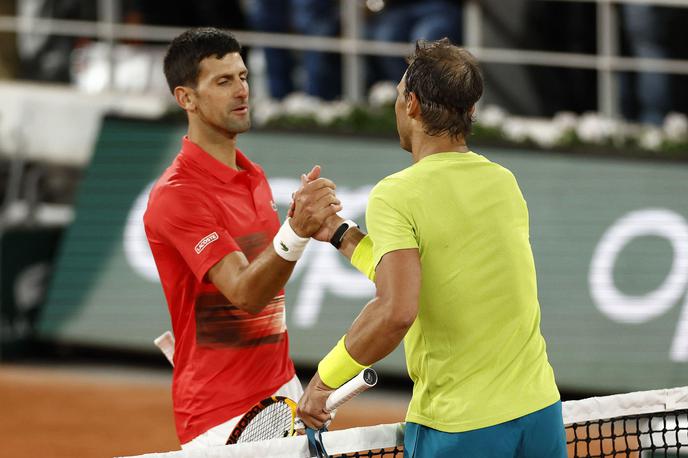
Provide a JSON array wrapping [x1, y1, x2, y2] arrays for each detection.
[[404, 401, 567, 458]]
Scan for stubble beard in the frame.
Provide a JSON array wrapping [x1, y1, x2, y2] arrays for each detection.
[[225, 115, 251, 134], [196, 99, 251, 136]]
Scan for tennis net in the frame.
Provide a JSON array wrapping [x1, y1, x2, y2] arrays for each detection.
[[123, 385, 688, 458]]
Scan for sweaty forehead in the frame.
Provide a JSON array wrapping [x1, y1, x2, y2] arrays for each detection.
[[198, 52, 246, 80]]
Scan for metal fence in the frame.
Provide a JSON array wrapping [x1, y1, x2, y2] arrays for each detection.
[[0, 0, 687, 115]]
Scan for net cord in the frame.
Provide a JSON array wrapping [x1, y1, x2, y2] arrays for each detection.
[[562, 385, 688, 425], [119, 385, 688, 458]]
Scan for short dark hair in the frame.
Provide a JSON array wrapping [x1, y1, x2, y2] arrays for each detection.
[[405, 39, 483, 139], [163, 27, 242, 94]]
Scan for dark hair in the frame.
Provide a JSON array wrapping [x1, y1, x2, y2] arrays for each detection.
[[163, 27, 242, 94], [405, 39, 483, 139]]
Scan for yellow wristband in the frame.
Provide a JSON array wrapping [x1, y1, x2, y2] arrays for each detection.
[[351, 235, 376, 281], [318, 335, 369, 389]]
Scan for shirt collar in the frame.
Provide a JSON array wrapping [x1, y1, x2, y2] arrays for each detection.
[[181, 136, 259, 183]]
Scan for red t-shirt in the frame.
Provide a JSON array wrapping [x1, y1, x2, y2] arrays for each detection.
[[143, 137, 295, 443]]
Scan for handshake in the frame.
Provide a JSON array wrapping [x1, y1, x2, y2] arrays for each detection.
[[273, 165, 352, 262]]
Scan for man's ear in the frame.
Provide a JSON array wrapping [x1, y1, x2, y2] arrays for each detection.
[[173, 86, 196, 112], [406, 91, 421, 119], [468, 104, 476, 117]]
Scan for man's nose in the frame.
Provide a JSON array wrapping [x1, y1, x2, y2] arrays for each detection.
[[236, 81, 249, 99]]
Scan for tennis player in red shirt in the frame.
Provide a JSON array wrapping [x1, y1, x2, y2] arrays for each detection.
[[144, 28, 340, 449]]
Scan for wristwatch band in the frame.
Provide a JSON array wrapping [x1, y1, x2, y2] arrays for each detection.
[[330, 220, 359, 249]]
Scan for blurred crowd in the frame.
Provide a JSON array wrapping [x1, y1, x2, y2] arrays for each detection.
[[0, 0, 687, 124]]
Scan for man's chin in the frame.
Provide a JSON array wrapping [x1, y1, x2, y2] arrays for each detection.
[[227, 119, 251, 134]]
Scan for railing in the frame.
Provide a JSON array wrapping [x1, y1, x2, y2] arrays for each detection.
[[0, 0, 687, 116]]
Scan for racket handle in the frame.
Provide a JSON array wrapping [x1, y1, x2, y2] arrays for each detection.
[[154, 331, 175, 367], [325, 368, 377, 412]]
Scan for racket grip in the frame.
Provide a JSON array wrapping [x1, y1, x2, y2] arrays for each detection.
[[325, 368, 377, 412], [154, 331, 175, 367]]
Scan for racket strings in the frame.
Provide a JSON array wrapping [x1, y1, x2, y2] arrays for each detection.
[[237, 401, 295, 443]]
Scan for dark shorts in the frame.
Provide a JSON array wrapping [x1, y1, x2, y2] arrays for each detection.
[[404, 401, 567, 458]]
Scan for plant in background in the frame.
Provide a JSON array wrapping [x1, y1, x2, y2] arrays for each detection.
[[250, 83, 688, 159]]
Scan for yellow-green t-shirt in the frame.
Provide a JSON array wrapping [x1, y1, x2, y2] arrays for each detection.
[[363, 151, 559, 432]]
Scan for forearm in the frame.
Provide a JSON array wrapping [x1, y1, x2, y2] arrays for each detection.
[[345, 296, 410, 365], [317, 295, 410, 388], [231, 249, 296, 313], [316, 249, 419, 388], [210, 219, 308, 314]]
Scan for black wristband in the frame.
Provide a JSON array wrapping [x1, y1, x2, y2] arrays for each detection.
[[330, 220, 359, 249]]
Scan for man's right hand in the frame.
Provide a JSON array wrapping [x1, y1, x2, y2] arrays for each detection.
[[289, 166, 346, 242], [289, 170, 342, 238]]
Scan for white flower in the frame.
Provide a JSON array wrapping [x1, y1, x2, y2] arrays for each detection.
[[663, 112, 688, 142], [251, 100, 283, 127], [478, 105, 506, 129], [576, 112, 618, 144], [525, 119, 565, 148], [502, 118, 529, 143], [282, 92, 322, 117], [368, 81, 398, 108], [639, 127, 664, 151], [553, 111, 578, 132], [315, 101, 353, 125]]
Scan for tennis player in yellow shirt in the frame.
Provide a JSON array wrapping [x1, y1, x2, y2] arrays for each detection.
[[297, 39, 567, 457]]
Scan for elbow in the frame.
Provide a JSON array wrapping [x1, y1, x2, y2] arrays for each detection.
[[220, 290, 267, 315], [394, 311, 417, 332], [381, 299, 417, 333], [232, 302, 265, 315], [232, 296, 266, 315]]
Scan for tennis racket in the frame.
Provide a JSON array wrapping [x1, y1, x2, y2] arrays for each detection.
[[225, 367, 378, 445]]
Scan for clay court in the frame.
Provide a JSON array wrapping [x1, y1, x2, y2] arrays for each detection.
[[0, 364, 408, 458]]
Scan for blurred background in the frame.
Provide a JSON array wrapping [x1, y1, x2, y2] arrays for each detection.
[[0, 0, 687, 457]]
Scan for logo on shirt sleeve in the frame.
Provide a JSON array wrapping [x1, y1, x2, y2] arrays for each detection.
[[195, 232, 219, 254]]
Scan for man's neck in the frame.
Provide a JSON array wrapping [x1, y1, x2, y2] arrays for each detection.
[[410, 133, 469, 163], [187, 121, 239, 169]]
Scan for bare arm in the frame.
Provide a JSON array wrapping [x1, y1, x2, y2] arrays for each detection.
[[296, 248, 421, 428], [346, 248, 420, 363], [208, 177, 341, 314], [207, 249, 296, 314]]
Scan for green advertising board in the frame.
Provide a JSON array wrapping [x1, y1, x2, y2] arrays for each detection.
[[39, 117, 688, 394]]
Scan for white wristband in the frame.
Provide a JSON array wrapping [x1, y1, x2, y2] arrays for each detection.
[[273, 218, 310, 261]]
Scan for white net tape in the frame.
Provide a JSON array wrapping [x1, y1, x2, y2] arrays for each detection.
[[120, 386, 688, 458]]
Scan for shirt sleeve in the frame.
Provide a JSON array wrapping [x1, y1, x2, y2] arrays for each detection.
[[350, 235, 376, 281], [366, 177, 419, 271], [150, 189, 241, 283]]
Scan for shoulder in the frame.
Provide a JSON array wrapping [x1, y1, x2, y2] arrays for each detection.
[[371, 168, 416, 199], [368, 169, 420, 215], [149, 176, 203, 208], [474, 152, 516, 178], [367, 172, 418, 220], [484, 158, 521, 192], [144, 168, 208, 229]]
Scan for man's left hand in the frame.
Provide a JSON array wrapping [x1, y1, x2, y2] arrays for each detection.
[[297, 372, 335, 430]]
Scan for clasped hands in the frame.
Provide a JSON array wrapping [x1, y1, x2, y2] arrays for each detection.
[[288, 165, 346, 243]]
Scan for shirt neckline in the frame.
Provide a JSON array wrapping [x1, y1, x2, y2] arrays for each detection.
[[181, 136, 258, 183], [417, 151, 479, 163]]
